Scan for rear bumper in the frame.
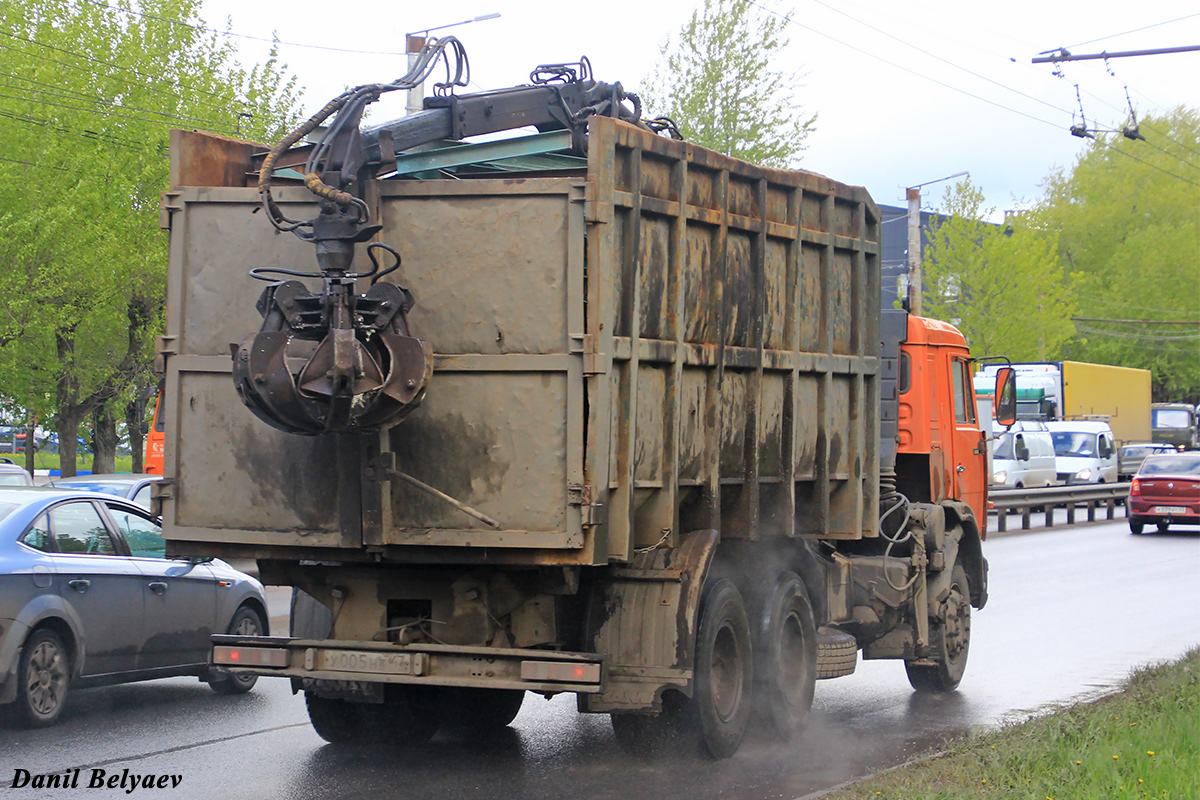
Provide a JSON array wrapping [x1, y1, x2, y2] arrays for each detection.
[[210, 635, 604, 694], [1129, 499, 1200, 525]]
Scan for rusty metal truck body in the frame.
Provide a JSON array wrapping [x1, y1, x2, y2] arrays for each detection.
[[161, 108, 998, 757]]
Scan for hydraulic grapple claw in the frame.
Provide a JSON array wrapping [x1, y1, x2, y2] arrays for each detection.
[[231, 279, 430, 435]]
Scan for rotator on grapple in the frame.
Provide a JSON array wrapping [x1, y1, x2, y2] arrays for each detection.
[[233, 39, 674, 436]]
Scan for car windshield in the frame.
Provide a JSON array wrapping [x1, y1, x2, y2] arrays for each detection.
[[1139, 455, 1200, 476], [0, 474, 29, 486], [1152, 409, 1191, 428], [1050, 432, 1097, 457], [993, 433, 1015, 460], [1121, 446, 1159, 458]]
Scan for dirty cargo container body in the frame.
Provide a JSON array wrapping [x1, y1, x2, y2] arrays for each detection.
[[161, 117, 991, 756]]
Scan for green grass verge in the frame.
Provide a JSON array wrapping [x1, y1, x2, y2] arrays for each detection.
[[26, 454, 136, 473], [821, 648, 1199, 800]]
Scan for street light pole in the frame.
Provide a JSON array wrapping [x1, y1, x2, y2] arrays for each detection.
[[906, 186, 923, 317], [906, 171, 968, 317], [405, 13, 501, 116]]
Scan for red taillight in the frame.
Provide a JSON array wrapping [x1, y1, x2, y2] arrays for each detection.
[[1130, 478, 1141, 497], [520, 660, 601, 684], [213, 645, 288, 668]]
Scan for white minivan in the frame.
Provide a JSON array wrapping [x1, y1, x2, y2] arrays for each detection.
[[1046, 420, 1118, 484], [991, 421, 1057, 488]]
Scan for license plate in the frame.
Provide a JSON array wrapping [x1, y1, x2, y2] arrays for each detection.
[[319, 650, 414, 675], [1153, 506, 1188, 515]]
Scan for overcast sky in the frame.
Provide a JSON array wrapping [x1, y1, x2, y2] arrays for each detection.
[[197, 0, 1199, 216]]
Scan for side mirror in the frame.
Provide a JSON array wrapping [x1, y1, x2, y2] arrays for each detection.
[[994, 367, 1017, 427], [1015, 436, 1030, 461]]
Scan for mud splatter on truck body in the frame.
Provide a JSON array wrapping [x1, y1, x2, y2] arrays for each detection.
[[159, 72, 1008, 758]]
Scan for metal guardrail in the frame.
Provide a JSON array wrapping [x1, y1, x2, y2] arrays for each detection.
[[988, 482, 1130, 532]]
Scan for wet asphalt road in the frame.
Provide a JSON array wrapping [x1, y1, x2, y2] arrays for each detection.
[[3, 518, 1198, 800]]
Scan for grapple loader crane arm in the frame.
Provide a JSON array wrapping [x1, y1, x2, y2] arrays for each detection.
[[233, 44, 655, 436]]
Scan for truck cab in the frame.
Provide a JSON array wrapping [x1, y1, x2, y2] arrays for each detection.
[[894, 314, 989, 528]]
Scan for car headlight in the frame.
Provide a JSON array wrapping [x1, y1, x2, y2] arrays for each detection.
[[1074, 468, 1093, 482], [993, 470, 1008, 484]]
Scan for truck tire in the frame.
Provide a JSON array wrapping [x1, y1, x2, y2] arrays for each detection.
[[906, 565, 970, 693], [306, 693, 362, 744], [610, 693, 687, 757], [440, 688, 525, 735], [610, 579, 754, 759], [364, 685, 441, 744], [692, 579, 753, 758], [290, 588, 334, 638], [306, 686, 441, 746], [207, 606, 263, 695], [15, 628, 70, 728], [755, 572, 816, 739]]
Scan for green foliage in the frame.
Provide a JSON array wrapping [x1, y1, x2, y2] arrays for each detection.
[[0, 0, 300, 472], [921, 179, 1075, 361], [1035, 108, 1200, 403], [641, 0, 816, 168]]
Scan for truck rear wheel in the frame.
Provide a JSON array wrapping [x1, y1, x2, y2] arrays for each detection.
[[306, 686, 440, 745], [440, 688, 525, 735], [305, 694, 362, 744], [610, 692, 687, 757], [756, 572, 816, 739], [906, 565, 971, 693], [692, 579, 753, 757], [610, 579, 753, 759]]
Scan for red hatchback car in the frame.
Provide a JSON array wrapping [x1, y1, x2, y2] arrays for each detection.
[[1128, 452, 1200, 534]]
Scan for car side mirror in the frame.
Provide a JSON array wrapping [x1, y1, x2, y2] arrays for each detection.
[[1015, 436, 1030, 461], [994, 367, 1017, 427]]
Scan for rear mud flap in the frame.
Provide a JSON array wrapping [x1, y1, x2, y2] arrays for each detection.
[[581, 530, 719, 713]]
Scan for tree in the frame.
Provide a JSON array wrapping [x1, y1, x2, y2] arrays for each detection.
[[1034, 107, 1200, 403], [0, 0, 301, 475], [921, 179, 1075, 361], [641, 0, 816, 168]]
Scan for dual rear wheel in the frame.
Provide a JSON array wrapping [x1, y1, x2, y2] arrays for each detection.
[[611, 573, 817, 759], [306, 686, 525, 745]]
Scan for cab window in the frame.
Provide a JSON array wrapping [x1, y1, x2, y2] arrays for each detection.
[[952, 359, 975, 424]]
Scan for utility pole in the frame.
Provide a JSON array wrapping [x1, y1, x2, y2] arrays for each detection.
[[907, 187, 922, 316], [406, 35, 426, 116], [906, 171, 967, 317], [405, 14, 501, 116]]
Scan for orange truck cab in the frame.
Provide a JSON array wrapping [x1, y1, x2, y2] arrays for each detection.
[[895, 313, 989, 527], [144, 390, 164, 475], [880, 309, 1001, 612]]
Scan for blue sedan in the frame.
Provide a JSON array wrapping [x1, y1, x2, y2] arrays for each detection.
[[0, 487, 268, 726]]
